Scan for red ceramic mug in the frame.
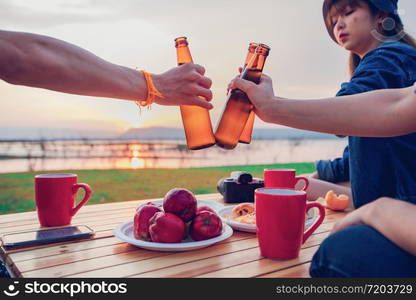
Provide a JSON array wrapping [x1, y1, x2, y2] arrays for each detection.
[[263, 168, 309, 191], [255, 188, 325, 260], [35, 174, 92, 227]]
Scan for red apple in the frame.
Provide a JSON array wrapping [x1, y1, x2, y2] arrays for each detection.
[[196, 205, 216, 215], [149, 212, 186, 243], [133, 204, 162, 241], [163, 188, 197, 222], [136, 201, 157, 211], [190, 211, 223, 241]]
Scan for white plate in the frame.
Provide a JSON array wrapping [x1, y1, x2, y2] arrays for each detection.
[[218, 205, 317, 233], [113, 220, 233, 252], [136, 199, 224, 213]]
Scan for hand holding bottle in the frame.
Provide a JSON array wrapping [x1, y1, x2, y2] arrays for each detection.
[[153, 63, 213, 109], [215, 44, 270, 149], [229, 73, 277, 123]]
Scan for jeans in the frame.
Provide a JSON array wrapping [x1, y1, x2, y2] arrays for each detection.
[[310, 225, 416, 277], [0, 259, 10, 278]]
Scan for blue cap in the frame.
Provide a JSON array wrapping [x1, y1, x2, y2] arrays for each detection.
[[367, 0, 398, 13], [323, 0, 402, 43]]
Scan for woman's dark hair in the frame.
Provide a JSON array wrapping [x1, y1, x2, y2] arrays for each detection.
[[326, 0, 416, 77]]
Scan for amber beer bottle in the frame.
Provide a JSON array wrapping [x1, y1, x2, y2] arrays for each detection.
[[215, 43, 271, 149], [239, 111, 255, 144], [175, 37, 216, 150], [239, 43, 258, 144]]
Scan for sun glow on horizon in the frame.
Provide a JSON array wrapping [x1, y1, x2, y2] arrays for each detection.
[[130, 157, 145, 168], [129, 118, 144, 128], [132, 150, 140, 157]]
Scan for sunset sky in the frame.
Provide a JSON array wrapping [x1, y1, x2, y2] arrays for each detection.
[[1, 0, 415, 137]]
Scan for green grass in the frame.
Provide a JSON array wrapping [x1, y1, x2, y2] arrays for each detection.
[[0, 162, 315, 215]]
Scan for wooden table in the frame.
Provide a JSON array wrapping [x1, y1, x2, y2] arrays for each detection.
[[0, 193, 346, 278]]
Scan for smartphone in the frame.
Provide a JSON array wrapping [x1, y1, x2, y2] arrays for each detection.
[[0, 225, 94, 249]]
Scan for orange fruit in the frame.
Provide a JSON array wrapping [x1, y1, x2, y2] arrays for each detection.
[[335, 194, 350, 210], [325, 190, 350, 211], [325, 190, 337, 205]]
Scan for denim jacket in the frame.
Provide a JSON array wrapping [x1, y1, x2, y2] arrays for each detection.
[[316, 147, 349, 183], [316, 41, 416, 207]]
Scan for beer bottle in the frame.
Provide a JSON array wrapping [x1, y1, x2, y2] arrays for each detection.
[[239, 112, 255, 144], [239, 43, 258, 144], [175, 37, 216, 150], [215, 43, 271, 149]]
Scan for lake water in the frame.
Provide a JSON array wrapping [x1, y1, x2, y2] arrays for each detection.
[[0, 139, 348, 173]]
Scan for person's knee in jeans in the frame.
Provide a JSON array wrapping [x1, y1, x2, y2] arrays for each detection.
[[0, 260, 10, 278], [310, 225, 416, 277]]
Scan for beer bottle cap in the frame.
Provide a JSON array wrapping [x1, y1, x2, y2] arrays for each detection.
[[248, 42, 258, 51], [256, 44, 271, 56], [175, 37, 188, 47]]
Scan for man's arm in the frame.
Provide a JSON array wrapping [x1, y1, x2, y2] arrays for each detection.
[[0, 30, 213, 109]]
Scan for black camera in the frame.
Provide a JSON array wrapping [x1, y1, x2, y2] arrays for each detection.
[[217, 171, 264, 203]]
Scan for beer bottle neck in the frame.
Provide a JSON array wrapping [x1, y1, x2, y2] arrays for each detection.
[[245, 44, 270, 71], [246, 53, 267, 72], [243, 44, 258, 67], [176, 46, 193, 65], [243, 52, 256, 68]]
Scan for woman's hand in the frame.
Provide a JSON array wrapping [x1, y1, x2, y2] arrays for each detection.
[[330, 207, 367, 235], [153, 63, 213, 109], [228, 73, 277, 122], [330, 199, 379, 235], [330, 197, 416, 255]]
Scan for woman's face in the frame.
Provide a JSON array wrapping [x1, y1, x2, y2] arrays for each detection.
[[329, 1, 381, 55]]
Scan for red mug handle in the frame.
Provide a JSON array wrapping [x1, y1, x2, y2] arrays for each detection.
[[302, 202, 325, 243], [71, 183, 92, 217], [295, 176, 309, 191]]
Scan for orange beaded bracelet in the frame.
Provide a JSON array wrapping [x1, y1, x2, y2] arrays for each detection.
[[135, 70, 164, 109]]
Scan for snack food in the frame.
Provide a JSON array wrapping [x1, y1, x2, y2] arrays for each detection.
[[229, 202, 309, 225], [234, 213, 256, 224], [231, 203, 255, 219]]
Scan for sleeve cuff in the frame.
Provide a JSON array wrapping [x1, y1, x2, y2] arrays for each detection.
[[315, 160, 337, 183]]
